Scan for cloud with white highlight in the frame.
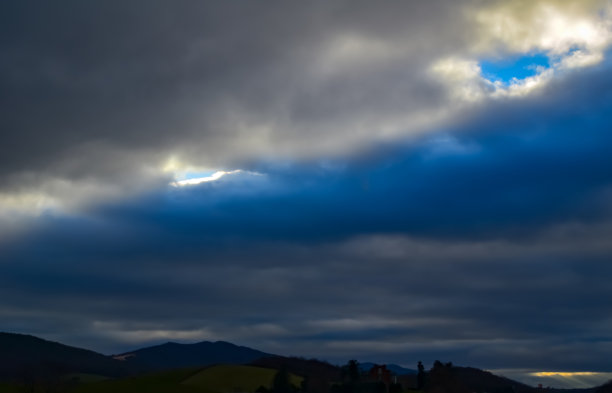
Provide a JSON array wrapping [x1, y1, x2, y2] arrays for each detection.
[[1, 2, 612, 387]]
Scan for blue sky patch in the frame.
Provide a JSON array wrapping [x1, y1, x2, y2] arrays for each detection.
[[174, 170, 216, 181], [480, 53, 550, 84]]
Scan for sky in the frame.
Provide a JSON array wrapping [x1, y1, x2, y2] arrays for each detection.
[[2, 0, 612, 389]]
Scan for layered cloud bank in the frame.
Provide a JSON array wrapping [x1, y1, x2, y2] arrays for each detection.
[[2, 0, 611, 217], [2, 1, 612, 387]]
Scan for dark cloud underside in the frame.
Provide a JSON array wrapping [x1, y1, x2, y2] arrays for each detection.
[[1, 1, 612, 383]]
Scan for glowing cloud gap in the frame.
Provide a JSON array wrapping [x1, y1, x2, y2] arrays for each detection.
[[431, 1, 612, 101], [171, 170, 242, 187]]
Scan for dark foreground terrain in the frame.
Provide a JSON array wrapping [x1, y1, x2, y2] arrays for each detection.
[[0, 332, 609, 393]]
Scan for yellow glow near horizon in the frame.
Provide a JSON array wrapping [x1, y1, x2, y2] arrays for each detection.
[[530, 372, 599, 377]]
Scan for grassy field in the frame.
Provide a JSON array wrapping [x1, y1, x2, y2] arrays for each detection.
[[63, 373, 110, 383], [0, 364, 302, 393], [0, 382, 19, 393], [183, 365, 302, 393], [69, 367, 204, 393]]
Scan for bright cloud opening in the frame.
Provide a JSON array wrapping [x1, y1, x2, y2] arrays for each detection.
[[161, 157, 244, 187], [172, 170, 242, 187], [480, 53, 550, 84], [432, 0, 612, 102]]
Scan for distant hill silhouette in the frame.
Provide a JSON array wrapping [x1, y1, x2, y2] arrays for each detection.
[[441, 366, 598, 393], [0, 332, 128, 381], [359, 362, 417, 375], [452, 366, 534, 393], [115, 340, 274, 370], [596, 380, 612, 393], [2, 331, 611, 393], [426, 363, 535, 393]]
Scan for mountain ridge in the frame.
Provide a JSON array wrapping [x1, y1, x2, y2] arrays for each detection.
[[0, 332, 129, 380], [115, 339, 276, 370], [1, 331, 609, 392]]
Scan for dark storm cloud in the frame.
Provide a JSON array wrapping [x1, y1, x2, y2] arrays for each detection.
[[2, 228, 612, 370], [2, 0, 612, 382], [28, 64, 611, 246], [2, 58, 612, 372], [0, 0, 464, 188]]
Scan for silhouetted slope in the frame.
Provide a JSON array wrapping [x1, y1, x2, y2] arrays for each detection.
[[596, 380, 612, 393], [426, 363, 535, 393], [453, 366, 534, 393], [116, 340, 274, 370], [0, 332, 128, 380]]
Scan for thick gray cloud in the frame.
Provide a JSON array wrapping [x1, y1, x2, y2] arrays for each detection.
[[0, 1, 465, 185], [2, 1, 612, 388], [2, 225, 612, 370], [1, 0, 610, 215]]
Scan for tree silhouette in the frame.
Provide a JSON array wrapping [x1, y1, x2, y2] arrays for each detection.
[[347, 360, 360, 384], [272, 366, 293, 393], [417, 361, 425, 390]]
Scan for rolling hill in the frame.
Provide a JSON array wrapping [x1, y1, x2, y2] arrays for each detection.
[[64, 364, 302, 393], [252, 356, 342, 393], [69, 367, 204, 393], [426, 363, 536, 393], [2, 331, 611, 393], [115, 340, 275, 370], [183, 364, 302, 393], [0, 332, 128, 380]]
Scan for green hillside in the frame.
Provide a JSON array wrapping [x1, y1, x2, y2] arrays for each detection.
[[0, 382, 19, 393], [0, 332, 128, 379], [183, 365, 302, 393], [69, 367, 203, 393], [28, 365, 303, 393]]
